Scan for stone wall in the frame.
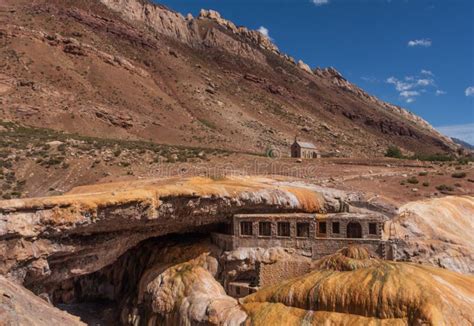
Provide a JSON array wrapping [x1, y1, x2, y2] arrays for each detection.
[[230, 215, 316, 256], [317, 217, 383, 239], [257, 260, 312, 288], [312, 238, 387, 259], [211, 233, 234, 251]]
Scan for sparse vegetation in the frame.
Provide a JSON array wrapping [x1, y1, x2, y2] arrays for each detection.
[[385, 146, 403, 159], [406, 177, 419, 184], [384, 145, 460, 162], [435, 184, 454, 192], [422, 182, 430, 187], [198, 118, 217, 130], [451, 172, 466, 178], [418, 171, 428, 176]]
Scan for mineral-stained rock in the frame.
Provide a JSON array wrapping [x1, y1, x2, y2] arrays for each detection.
[[242, 246, 474, 325], [143, 253, 247, 325], [0, 276, 85, 325], [385, 195, 474, 274]]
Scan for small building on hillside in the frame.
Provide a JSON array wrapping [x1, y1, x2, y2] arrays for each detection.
[[291, 138, 320, 158]]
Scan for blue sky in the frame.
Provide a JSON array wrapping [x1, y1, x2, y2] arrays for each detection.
[[156, 0, 474, 144]]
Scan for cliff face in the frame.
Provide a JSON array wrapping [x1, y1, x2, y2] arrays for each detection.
[[0, 0, 458, 157]]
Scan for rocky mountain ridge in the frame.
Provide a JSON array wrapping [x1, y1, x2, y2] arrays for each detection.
[[99, 0, 454, 150], [0, 0, 459, 157]]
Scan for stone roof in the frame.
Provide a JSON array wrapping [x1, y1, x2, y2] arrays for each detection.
[[234, 213, 387, 221], [294, 141, 317, 149]]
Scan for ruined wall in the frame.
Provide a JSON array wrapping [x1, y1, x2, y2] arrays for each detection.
[[312, 239, 386, 259], [257, 260, 312, 288]]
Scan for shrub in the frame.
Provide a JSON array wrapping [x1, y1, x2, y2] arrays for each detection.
[[418, 171, 428, 176], [406, 177, 419, 184], [198, 118, 217, 130], [451, 172, 466, 178], [414, 153, 454, 162], [57, 143, 67, 152], [435, 184, 454, 192], [422, 182, 430, 187], [385, 146, 403, 158]]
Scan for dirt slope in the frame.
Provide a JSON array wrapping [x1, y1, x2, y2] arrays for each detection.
[[0, 0, 458, 157]]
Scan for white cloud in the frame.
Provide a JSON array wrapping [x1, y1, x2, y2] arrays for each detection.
[[436, 90, 446, 96], [361, 76, 377, 83], [386, 77, 414, 91], [312, 0, 329, 6], [465, 86, 474, 97], [417, 78, 434, 87], [408, 39, 432, 47], [399, 90, 420, 103], [436, 123, 474, 145], [257, 26, 270, 38], [421, 69, 434, 76], [386, 73, 440, 102], [400, 90, 420, 98]]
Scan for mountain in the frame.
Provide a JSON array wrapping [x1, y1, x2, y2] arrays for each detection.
[[452, 137, 474, 150], [0, 0, 458, 157]]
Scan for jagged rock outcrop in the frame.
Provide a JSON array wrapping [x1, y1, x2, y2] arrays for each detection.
[[297, 60, 313, 74], [98, 0, 198, 44], [242, 246, 474, 325], [385, 195, 474, 274]]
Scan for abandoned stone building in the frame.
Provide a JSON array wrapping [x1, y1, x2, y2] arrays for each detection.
[[212, 212, 388, 297], [291, 139, 320, 158]]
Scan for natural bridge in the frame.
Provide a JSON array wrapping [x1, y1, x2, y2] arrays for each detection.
[[0, 176, 372, 289]]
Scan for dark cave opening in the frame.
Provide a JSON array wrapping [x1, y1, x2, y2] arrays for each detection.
[[49, 224, 226, 325]]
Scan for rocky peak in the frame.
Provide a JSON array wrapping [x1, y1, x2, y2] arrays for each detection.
[[198, 9, 279, 54], [297, 60, 313, 74], [314, 67, 345, 80], [98, 1, 311, 70]]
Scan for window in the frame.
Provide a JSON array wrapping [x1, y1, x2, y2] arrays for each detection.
[[296, 222, 310, 238], [240, 221, 253, 236], [332, 222, 340, 234], [319, 222, 326, 234], [369, 223, 377, 235], [277, 222, 291, 237], [259, 222, 272, 236]]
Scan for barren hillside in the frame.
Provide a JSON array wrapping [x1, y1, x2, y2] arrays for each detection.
[[0, 0, 458, 158]]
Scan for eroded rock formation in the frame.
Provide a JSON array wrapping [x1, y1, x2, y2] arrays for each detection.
[[386, 195, 474, 274], [0, 276, 84, 325], [242, 246, 474, 325]]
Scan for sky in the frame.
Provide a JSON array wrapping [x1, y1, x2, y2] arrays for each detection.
[[156, 0, 474, 144]]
